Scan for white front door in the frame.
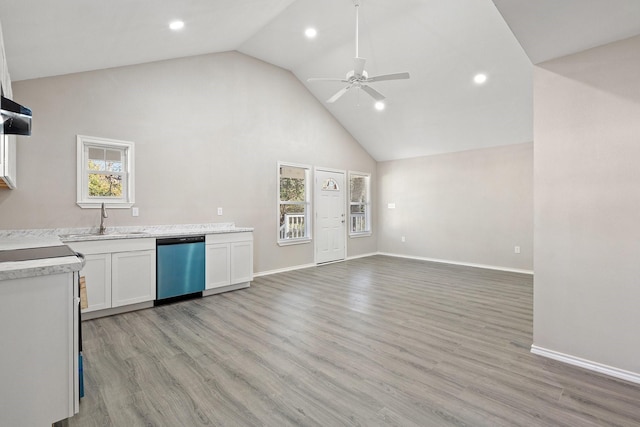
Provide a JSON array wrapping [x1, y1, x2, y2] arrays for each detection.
[[315, 169, 346, 264]]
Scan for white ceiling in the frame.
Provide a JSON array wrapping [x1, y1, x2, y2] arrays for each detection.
[[0, 0, 638, 161]]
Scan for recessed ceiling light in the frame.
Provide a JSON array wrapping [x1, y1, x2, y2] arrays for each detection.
[[474, 73, 487, 85], [374, 101, 385, 111], [305, 28, 317, 39], [169, 20, 185, 31]]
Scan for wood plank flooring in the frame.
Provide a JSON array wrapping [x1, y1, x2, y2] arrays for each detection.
[[58, 255, 640, 426]]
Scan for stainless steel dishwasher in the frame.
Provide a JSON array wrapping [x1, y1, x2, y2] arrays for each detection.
[[156, 235, 205, 303]]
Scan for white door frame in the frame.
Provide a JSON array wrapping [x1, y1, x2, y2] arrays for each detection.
[[314, 167, 347, 264]]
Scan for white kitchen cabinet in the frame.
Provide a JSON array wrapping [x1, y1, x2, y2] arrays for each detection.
[[0, 271, 79, 426], [112, 249, 156, 307], [0, 134, 17, 189], [206, 243, 230, 290], [205, 232, 253, 295], [80, 253, 111, 312], [231, 240, 253, 284], [67, 238, 155, 317]]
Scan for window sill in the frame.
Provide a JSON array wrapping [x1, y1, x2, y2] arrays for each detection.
[[349, 232, 372, 238], [278, 238, 312, 247], [77, 202, 134, 209]]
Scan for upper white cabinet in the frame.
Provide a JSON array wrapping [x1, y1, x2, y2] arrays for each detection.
[[0, 22, 18, 190], [0, 135, 17, 189], [205, 232, 253, 293]]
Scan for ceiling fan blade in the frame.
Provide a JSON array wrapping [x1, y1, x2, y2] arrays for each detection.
[[365, 72, 411, 83], [361, 85, 386, 102], [354, 57, 366, 77], [327, 86, 351, 103], [307, 77, 349, 83]]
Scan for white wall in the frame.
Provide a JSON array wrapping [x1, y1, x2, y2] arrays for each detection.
[[0, 51, 377, 273], [533, 35, 640, 376], [377, 143, 533, 272]]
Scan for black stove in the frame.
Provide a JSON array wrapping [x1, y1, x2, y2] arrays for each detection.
[[0, 245, 78, 262]]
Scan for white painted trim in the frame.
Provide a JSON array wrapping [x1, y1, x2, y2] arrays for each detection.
[[77, 135, 135, 209], [348, 170, 372, 236], [277, 161, 312, 244], [376, 252, 534, 275], [253, 263, 316, 278], [77, 202, 134, 209], [277, 238, 311, 247], [531, 345, 640, 385], [314, 167, 347, 265], [346, 252, 377, 261]]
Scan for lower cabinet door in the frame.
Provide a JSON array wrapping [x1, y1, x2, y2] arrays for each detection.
[[111, 249, 156, 307], [206, 243, 231, 289], [80, 253, 112, 313], [231, 241, 253, 284]]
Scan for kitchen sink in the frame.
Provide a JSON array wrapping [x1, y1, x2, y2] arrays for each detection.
[[60, 231, 150, 239]]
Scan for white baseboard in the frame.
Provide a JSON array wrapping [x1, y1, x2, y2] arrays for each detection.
[[346, 252, 378, 261], [531, 345, 640, 385], [253, 263, 316, 278], [377, 252, 534, 275]]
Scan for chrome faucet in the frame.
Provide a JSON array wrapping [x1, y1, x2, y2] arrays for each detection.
[[99, 203, 108, 234]]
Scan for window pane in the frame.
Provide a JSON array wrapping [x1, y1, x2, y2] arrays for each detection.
[[78, 135, 134, 208], [88, 173, 123, 197], [279, 203, 306, 239], [322, 178, 339, 191], [278, 163, 310, 242], [88, 159, 104, 171], [105, 149, 123, 172], [350, 176, 367, 203], [88, 147, 104, 161], [280, 166, 306, 202], [105, 149, 121, 162], [350, 204, 367, 233]]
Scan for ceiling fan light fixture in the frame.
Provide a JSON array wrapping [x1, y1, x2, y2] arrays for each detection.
[[305, 27, 318, 39], [307, 0, 410, 105]]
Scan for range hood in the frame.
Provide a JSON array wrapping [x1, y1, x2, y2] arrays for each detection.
[[1, 95, 31, 136]]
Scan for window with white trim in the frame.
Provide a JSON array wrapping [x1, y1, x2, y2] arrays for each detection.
[[278, 162, 311, 244], [349, 171, 371, 236], [77, 135, 135, 208]]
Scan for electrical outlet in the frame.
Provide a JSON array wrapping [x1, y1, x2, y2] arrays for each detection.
[[401, 236, 406, 242], [132, 207, 139, 217], [388, 203, 396, 209], [217, 207, 223, 216], [514, 246, 520, 254]]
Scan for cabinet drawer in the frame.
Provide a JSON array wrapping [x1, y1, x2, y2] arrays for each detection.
[[205, 232, 252, 244], [68, 238, 155, 255]]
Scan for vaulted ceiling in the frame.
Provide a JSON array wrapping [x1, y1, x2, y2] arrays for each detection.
[[1, 0, 639, 161]]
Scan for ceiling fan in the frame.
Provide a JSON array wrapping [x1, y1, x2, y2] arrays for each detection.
[[307, 0, 410, 105]]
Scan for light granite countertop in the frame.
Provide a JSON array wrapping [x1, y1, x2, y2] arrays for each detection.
[[0, 223, 253, 281], [0, 236, 84, 281]]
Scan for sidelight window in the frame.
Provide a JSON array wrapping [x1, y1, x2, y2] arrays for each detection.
[[349, 171, 371, 236], [278, 162, 311, 244]]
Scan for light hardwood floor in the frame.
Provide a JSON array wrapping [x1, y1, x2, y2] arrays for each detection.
[[59, 255, 640, 426]]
